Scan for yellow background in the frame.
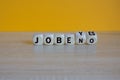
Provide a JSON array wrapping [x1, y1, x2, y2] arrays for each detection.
[[0, 0, 120, 32]]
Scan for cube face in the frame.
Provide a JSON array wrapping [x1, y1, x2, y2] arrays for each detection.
[[54, 34, 64, 45], [65, 34, 75, 45], [44, 33, 54, 45], [75, 32, 86, 44], [86, 31, 97, 44], [33, 34, 43, 45]]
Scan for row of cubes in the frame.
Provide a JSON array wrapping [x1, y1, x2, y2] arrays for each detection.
[[33, 31, 97, 45]]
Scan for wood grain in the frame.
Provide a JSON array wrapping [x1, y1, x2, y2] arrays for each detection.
[[0, 32, 120, 80]]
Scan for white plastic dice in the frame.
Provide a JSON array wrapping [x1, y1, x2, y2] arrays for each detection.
[[65, 34, 75, 45], [33, 34, 43, 45], [54, 33, 64, 45], [44, 33, 54, 45], [86, 31, 97, 44], [75, 32, 86, 44], [33, 31, 98, 45]]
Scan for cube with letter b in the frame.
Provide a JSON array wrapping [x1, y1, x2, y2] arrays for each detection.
[[54, 33, 64, 45]]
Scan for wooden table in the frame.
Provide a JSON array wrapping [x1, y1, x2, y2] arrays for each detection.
[[0, 32, 120, 80]]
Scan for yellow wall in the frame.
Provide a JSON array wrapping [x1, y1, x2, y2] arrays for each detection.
[[0, 0, 120, 32]]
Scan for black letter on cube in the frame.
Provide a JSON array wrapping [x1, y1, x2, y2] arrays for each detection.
[[57, 37, 62, 43], [67, 37, 71, 43], [46, 37, 51, 43], [35, 37, 39, 43]]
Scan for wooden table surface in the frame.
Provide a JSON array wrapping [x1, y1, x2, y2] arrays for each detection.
[[0, 32, 120, 80]]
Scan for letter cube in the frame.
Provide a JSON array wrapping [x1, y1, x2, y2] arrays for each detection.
[[75, 32, 86, 44], [86, 31, 97, 44], [54, 33, 64, 45], [65, 34, 75, 45], [44, 33, 54, 45], [33, 34, 43, 45]]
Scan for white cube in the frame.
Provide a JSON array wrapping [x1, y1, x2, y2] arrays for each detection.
[[44, 33, 54, 45], [75, 32, 86, 44], [86, 31, 97, 44], [54, 33, 64, 45], [33, 34, 43, 45], [65, 34, 75, 45]]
